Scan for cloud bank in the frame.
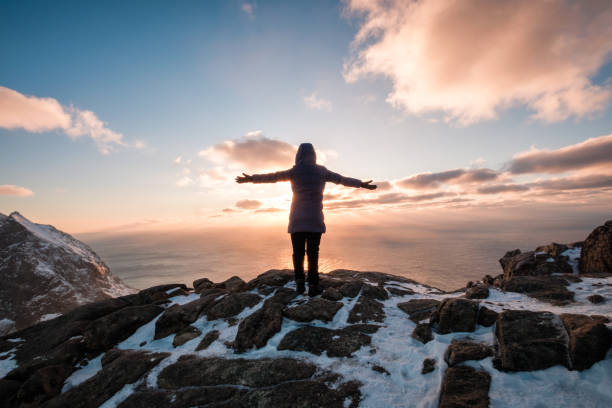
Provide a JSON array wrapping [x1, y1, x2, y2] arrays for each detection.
[[397, 168, 499, 189], [0, 185, 34, 197], [344, 0, 612, 124], [0, 86, 136, 154], [199, 135, 296, 170]]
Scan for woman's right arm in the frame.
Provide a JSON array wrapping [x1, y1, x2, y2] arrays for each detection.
[[236, 169, 292, 184]]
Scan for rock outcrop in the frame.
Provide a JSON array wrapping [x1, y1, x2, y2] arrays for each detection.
[[580, 220, 612, 274], [0, 212, 135, 333], [439, 365, 491, 408]]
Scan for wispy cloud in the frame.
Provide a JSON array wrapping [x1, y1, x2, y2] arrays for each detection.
[[0, 86, 139, 154], [507, 134, 612, 174], [0, 184, 34, 197], [303, 92, 333, 112], [241, 2, 255, 18], [397, 168, 499, 189], [343, 0, 612, 125], [176, 176, 194, 187], [235, 199, 262, 210]]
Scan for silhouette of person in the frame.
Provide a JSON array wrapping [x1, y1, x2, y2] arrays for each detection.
[[236, 143, 377, 296]]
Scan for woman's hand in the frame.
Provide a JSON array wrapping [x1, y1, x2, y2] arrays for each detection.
[[360, 180, 377, 190], [236, 173, 253, 183]]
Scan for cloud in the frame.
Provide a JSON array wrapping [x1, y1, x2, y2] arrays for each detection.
[[244, 130, 263, 138], [477, 184, 530, 194], [343, 0, 612, 124], [325, 191, 453, 209], [0, 184, 34, 197], [174, 156, 183, 164], [0, 86, 131, 154], [176, 177, 194, 187], [529, 174, 612, 191], [304, 92, 333, 112], [241, 2, 254, 17], [397, 168, 498, 189], [199, 134, 296, 170], [235, 199, 263, 210], [507, 134, 612, 174]]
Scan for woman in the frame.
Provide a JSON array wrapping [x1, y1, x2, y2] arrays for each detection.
[[236, 143, 377, 296]]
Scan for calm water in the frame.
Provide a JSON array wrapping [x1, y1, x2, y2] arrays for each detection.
[[80, 219, 597, 291]]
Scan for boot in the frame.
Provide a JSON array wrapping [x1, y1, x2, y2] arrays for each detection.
[[295, 279, 305, 294], [308, 284, 322, 297]]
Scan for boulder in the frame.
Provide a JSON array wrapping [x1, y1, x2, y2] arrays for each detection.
[[196, 330, 220, 351], [444, 339, 493, 366], [172, 326, 202, 347], [499, 250, 572, 280], [44, 350, 169, 408], [560, 314, 612, 370], [15, 364, 74, 405], [535, 242, 569, 258], [193, 278, 213, 293], [205, 292, 261, 320], [213, 276, 247, 292], [84, 305, 163, 352], [277, 325, 378, 357], [136, 284, 187, 304], [421, 358, 435, 374], [494, 310, 570, 371], [430, 298, 479, 334], [477, 306, 498, 327], [386, 286, 415, 297], [322, 287, 343, 301], [283, 298, 343, 322], [154, 294, 221, 340], [580, 221, 612, 274], [246, 269, 294, 289], [267, 287, 299, 305], [587, 294, 605, 304], [465, 285, 489, 299], [233, 301, 283, 352], [118, 387, 245, 408], [501, 275, 574, 305], [347, 297, 385, 323], [439, 366, 491, 408], [158, 356, 316, 389], [411, 323, 433, 344], [397, 299, 441, 323]]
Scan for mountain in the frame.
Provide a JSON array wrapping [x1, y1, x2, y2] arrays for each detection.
[[0, 212, 135, 335], [0, 221, 610, 407]]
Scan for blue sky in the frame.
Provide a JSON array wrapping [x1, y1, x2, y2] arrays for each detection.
[[1, 0, 611, 232]]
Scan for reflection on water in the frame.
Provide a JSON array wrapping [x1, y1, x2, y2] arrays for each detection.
[[80, 222, 593, 291]]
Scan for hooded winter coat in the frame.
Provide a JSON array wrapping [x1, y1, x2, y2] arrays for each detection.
[[250, 143, 362, 233]]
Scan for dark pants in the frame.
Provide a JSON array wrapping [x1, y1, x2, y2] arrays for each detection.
[[291, 232, 322, 286]]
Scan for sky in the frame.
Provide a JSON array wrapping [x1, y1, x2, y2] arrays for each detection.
[[1, 0, 612, 234]]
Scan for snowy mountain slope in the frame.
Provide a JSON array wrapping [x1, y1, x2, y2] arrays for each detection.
[[0, 212, 135, 334]]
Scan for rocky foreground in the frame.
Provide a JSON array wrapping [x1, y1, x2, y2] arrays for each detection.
[[0, 221, 611, 407]]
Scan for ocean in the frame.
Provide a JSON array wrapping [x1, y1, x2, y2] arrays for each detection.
[[80, 217, 598, 291]]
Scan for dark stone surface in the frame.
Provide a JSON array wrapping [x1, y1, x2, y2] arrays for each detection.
[[421, 358, 435, 374], [172, 326, 201, 347], [277, 325, 378, 357], [196, 330, 220, 351], [213, 276, 247, 292], [587, 294, 605, 304], [154, 292, 223, 339], [439, 366, 491, 408], [411, 323, 433, 344], [246, 269, 294, 289], [268, 287, 299, 305], [499, 249, 572, 280], [205, 292, 261, 320], [44, 350, 169, 408], [477, 306, 498, 327], [347, 297, 385, 323], [158, 356, 316, 389], [502, 275, 574, 305], [560, 314, 612, 370], [322, 287, 343, 301], [430, 298, 479, 334], [397, 299, 441, 323], [371, 365, 390, 375], [494, 310, 570, 371], [15, 364, 74, 406], [193, 278, 213, 293], [283, 298, 343, 322], [579, 220, 612, 274], [233, 301, 283, 352], [118, 387, 245, 408], [386, 286, 415, 297], [465, 285, 489, 299], [444, 339, 493, 366]]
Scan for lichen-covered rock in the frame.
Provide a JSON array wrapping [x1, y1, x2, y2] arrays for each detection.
[[172, 326, 201, 347], [439, 366, 490, 408], [477, 306, 498, 327], [213, 276, 247, 292], [283, 298, 342, 322], [430, 298, 479, 334], [499, 249, 572, 280], [411, 323, 433, 344], [580, 220, 612, 274], [277, 325, 378, 357], [421, 358, 435, 374], [196, 330, 220, 351], [233, 301, 283, 352], [501, 275, 574, 305], [397, 299, 440, 323], [444, 339, 493, 366], [347, 297, 385, 323], [465, 285, 489, 299], [204, 292, 261, 320], [587, 294, 605, 304], [494, 310, 570, 371], [560, 314, 612, 370], [322, 287, 343, 301]]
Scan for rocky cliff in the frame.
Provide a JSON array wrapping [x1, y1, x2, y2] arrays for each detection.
[[0, 221, 610, 407], [0, 212, 135, 335]]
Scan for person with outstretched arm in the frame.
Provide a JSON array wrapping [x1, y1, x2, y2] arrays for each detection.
[[236, 143, 377, 296]]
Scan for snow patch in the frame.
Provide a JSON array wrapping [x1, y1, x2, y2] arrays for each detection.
[[62, 354, 104, 392]]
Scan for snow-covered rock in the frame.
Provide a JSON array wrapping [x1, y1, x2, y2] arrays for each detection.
[[0, 212, 135, 333]]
